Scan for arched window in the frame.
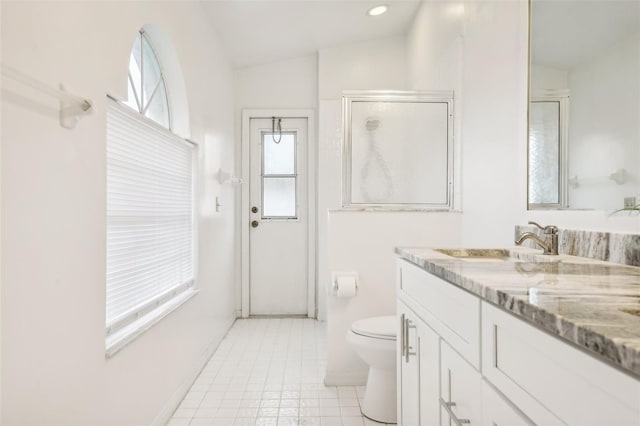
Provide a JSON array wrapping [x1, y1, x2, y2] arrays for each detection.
[[124, 30, 170, 129], [105, 28, 195, 357]]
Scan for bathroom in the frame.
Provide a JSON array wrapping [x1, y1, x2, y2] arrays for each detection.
[[1, 0, 639, 425]]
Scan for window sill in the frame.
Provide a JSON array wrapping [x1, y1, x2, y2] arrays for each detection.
[[105, 288, 199, 359]]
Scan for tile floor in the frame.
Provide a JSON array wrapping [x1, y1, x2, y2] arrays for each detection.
[[167, 318, 393, 426]]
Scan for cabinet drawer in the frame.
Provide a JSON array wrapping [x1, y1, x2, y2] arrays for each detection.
[[398, 259, 480, 369], [482, 380, 534, 426], [482, 302, 640, 425]]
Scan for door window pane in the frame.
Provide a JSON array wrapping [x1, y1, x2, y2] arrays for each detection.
[[263, 177, 296, 218], [264, 133, 295, 174]]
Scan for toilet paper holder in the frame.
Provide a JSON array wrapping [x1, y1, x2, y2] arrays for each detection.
[[331, 272, 358, 296]]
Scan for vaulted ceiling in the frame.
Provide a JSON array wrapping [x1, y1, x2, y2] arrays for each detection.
[[201, 0, 422, 69]]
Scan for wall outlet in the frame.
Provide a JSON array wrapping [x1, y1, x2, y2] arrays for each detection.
[[624, 197, 636, 208]]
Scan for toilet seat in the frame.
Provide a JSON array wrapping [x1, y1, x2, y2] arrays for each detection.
[[351, 315, 396, 340]]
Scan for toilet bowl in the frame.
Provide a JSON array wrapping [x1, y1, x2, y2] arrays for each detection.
[[346, 315, 397, 424]]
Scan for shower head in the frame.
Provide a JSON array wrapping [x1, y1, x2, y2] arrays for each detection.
[[365, 118, 380, 131]]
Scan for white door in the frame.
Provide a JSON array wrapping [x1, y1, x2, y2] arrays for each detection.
[[248, 117, 308, 315]]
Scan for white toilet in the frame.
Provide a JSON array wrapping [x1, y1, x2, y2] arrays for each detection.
[[347, 315, 397, 424]]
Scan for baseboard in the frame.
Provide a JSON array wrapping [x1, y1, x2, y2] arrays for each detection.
[[151, 312, 236, 426], [324, 370, 368, 387]]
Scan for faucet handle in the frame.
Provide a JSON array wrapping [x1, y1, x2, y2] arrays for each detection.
[[528, 221, 558, 234]]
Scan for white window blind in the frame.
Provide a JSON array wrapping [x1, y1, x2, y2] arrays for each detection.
[[106, 100, 194, 335]]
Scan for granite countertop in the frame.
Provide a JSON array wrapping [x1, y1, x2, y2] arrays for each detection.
[[395, 246, 640, 378]]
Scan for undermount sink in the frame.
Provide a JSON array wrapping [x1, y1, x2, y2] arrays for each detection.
[[435, 248, 511, 261]]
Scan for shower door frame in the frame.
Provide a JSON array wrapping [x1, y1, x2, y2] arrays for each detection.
[[342, 90, 455, 210], [240, 109, 317, 318]]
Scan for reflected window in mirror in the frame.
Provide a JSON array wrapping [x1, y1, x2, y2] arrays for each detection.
[[529, 91, 569, 208], [528, 0, 640, 210]]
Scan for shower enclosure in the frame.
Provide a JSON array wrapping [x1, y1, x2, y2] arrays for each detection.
[[342, 91, 454, 210]]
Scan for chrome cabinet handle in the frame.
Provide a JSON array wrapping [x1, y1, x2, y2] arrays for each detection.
[[439, 398, 471, 426], [404, 318, 416, 363], [400, 314, 406, 358]]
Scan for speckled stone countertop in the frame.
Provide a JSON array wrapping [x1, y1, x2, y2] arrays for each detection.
[[395, 246, 640, 378]]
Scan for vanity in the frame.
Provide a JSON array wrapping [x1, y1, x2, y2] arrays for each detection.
[[396, 246, 640, 425]]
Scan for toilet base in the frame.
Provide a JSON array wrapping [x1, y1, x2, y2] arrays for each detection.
[[360, 365, 397, 424]]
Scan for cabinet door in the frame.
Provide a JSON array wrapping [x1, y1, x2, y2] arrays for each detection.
[[482, 380, 533, 426], [440, 342, 482, 426], [398, 305, 420, 426], [398, 302, 441, 426], [482, 302, 639, 425], [418, 320, 440, 426]]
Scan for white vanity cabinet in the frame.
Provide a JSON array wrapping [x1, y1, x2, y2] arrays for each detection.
[[397, 258, 640, 426], [397, 259, 483, 425]]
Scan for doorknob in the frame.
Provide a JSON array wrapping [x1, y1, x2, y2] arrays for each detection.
[[251, 220, 259, 228], [251, 206, 259, 213]]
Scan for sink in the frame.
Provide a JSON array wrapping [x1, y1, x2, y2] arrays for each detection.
[[435, 248, 511, 261]]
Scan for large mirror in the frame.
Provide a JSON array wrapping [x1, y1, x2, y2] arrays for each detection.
[[528, 0, 640, 210]]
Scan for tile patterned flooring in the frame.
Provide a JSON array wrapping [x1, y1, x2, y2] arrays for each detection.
[[167, 318, 392, 426]]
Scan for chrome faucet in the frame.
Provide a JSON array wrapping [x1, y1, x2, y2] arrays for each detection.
[[515, 221, 559, 255]]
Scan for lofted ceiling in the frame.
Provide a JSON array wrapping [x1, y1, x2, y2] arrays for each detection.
[[201, 0, 422, 69]]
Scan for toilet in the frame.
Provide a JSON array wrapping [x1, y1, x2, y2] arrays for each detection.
[[347, 315, 397, 424]]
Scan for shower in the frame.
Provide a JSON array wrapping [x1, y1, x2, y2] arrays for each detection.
[[360, 116, 394, 202], [365, 118, 380, 132]]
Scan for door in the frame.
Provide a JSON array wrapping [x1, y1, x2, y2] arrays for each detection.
[[248, 117, 308, 315], [398, 302, 441, 426], [399, 308, 420, 426]]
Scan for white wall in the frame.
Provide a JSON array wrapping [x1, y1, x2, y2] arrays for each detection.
[[318, 36, 408, 322], [567, 33, 640, 210], [320, 31, 468, 384], [406, 0, 464, 91], [234, 55, 318, 315], [318, 35, 407, 324], [235, 55, 318, 111], [318, 36, 406, 100], [1, 2, 236, 424], [459, 0, 529, 245], [326, 212, 462, 383], [530, 64, 568, 90]]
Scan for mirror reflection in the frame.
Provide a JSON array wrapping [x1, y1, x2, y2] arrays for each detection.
[[528, 0, 640, 210]]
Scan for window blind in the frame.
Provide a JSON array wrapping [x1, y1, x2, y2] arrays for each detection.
[[106, 100, 194, 335]]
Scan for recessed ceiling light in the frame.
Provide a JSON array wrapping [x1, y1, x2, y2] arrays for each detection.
[[367, 5, 388, 16]]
